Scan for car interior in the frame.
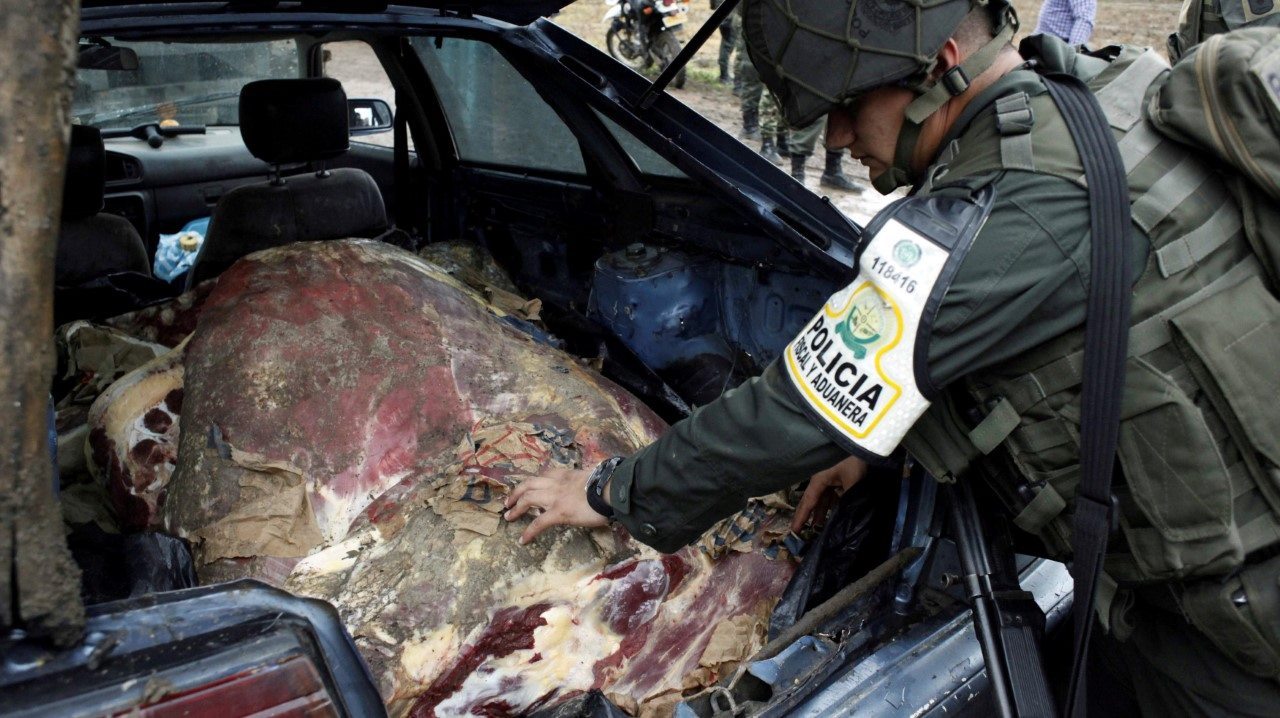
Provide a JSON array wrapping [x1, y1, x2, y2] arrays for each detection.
[[63, 27, 850, 413]]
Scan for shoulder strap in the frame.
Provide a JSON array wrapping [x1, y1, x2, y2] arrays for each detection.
[[1039, 72, 1134, 718]]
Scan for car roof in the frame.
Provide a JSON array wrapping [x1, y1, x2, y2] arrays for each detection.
[[79, 0, 571, 26]]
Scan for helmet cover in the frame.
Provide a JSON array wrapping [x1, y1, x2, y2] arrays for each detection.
[[742, 0, 978, 127]]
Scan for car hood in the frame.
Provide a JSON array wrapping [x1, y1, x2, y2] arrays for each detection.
[[80, 0, 573, 26]]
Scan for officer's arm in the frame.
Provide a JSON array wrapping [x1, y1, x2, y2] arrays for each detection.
[[606, 361, 848, 553]]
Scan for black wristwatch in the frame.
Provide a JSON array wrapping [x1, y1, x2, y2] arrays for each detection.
[[585, 456, 624, 521]]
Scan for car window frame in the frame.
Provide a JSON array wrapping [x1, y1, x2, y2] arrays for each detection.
[[390, 29, 651, 195], [77, 7, 859, 276]]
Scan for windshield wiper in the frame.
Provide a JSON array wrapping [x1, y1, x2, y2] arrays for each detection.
[[86, 90, 240, 128], [101, 122, 207, 148]]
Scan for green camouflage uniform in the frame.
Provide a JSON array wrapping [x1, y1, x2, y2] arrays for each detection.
[[733, 9, 779, 135], [787, 115, 824, 156], [711, 0, 735, 81], [605, 37, 1280, 717]]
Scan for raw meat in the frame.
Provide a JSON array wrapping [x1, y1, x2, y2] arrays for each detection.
[[84, 339, 185, 530], [90, 239, 796, 715]]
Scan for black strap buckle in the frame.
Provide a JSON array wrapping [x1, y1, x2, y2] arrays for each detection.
[[941, 65, 971, 96]]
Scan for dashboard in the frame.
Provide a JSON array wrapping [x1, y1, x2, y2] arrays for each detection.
[[101, 127, 274, 255]]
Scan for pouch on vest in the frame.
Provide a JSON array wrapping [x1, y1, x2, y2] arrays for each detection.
[[1179, 552, 1280, 679], [1149, 26, 1280, 283]]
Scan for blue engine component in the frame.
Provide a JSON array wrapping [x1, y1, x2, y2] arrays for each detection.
[[588, 243, 840, 404]]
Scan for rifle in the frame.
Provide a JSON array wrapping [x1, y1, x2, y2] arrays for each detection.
[[945, 480, 1057, 718]]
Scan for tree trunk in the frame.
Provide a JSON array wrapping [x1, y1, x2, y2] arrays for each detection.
[[0, 0, 85, 645]]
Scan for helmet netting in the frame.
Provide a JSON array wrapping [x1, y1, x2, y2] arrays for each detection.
[[742, 0, 1010, 127]]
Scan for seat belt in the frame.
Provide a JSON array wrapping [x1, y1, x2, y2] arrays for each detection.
[[1040, 73, 1133, 717]]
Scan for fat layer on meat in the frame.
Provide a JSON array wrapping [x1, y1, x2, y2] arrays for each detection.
[[88, 239, 796, 716]]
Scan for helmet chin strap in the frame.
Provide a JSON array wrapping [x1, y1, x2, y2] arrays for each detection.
[[876, 19, 1017, 194], [874, 120, 923, 195]]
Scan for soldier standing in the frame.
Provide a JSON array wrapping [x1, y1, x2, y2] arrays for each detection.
[[732, 3, 782, 163], [710, 0, 734, 84]]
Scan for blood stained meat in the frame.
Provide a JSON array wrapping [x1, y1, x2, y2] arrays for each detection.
[[94, 240, 794, 716]]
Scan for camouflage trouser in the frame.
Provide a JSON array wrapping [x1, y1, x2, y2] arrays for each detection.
[[787, 116, 826, 157], [717, 11, 735, 77], [734, 12, 779, 135]]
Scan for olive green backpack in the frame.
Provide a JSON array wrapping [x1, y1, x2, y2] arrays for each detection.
[[1148, 25, 1280, 284]]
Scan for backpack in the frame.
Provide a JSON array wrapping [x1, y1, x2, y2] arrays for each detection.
[[1148, 26, 1280, 284]]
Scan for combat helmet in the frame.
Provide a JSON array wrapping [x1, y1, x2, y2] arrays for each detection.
[[741, 0, 1018, 193]]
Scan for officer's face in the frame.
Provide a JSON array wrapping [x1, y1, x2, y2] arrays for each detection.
[[825, 85, 917, 181]]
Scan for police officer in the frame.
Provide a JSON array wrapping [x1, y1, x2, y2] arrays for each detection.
[[507, 1, 1280, 714]]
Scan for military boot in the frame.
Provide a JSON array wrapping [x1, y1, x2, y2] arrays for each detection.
[[820, 150, 863, 193], [760, 138, 783, 165], [740, 105, 760, 142], [791, 153, 809, 183], [719, 57, 731, 85]]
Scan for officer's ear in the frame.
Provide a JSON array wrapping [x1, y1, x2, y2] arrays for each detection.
[[930, 38, 964, 81]]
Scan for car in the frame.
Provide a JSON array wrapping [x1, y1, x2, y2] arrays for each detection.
[[1, 1, 1072, 717]]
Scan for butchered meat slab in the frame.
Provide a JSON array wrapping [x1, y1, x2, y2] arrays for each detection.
[[144, 240, 796, 715]]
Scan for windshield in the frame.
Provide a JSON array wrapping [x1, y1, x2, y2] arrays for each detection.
[[73, 39, 300, 129]]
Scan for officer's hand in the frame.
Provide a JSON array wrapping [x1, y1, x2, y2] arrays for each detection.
[[504, 467, 607, 545], [791, 456, 869, 533]]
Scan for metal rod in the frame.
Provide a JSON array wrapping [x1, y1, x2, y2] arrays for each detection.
[[635, 0, 743, 110], [721, 545, 922, 695], [946, 482, 1018, 718]]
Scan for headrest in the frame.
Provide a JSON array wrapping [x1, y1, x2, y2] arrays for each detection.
[[239, 78, 350, 165], [63, 124, 105, 220]]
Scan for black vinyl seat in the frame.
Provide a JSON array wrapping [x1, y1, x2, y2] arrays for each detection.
[[187, 78, 388, 287], [56, 125, 150, 287]]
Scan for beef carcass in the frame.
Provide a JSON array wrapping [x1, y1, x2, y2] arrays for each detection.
[[90, 239, 796, 715]]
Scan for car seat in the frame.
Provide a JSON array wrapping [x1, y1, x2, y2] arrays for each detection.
[[56, 125, 150, 287], [186, 78, 388, 287]]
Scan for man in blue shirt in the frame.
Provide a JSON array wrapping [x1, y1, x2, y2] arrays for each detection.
[[1035, 0, 1096, 45]]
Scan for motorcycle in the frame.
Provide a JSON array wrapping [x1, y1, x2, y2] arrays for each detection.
[[603, 0, 688, 90]]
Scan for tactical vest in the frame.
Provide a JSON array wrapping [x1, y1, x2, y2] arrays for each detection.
[[902, 44, 1280, 677], [1170, 0, 1280, 60]]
